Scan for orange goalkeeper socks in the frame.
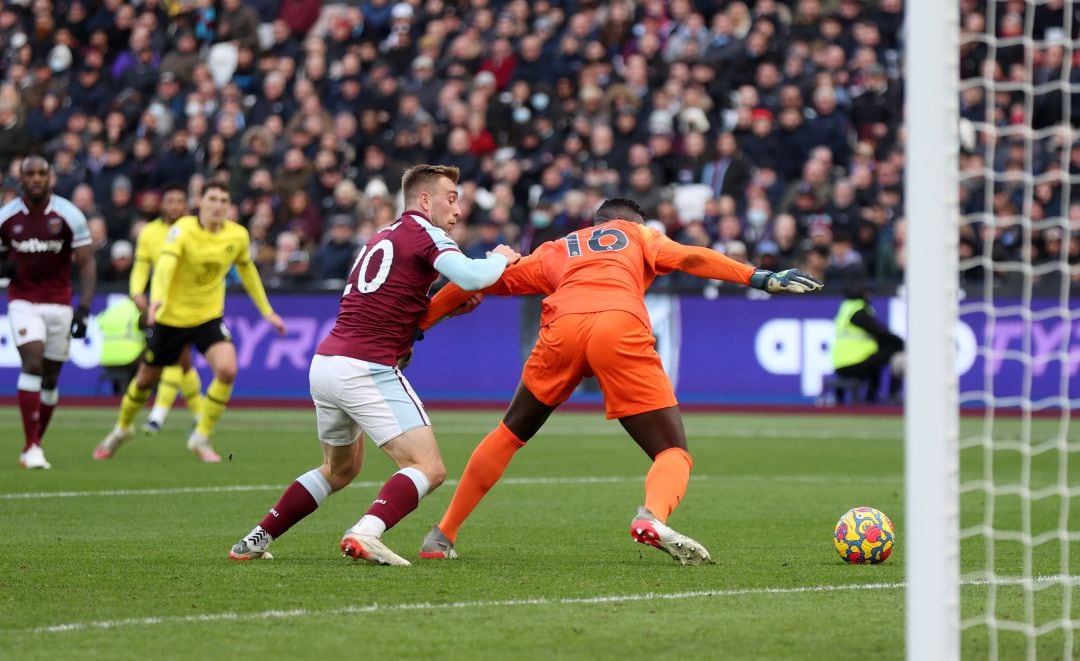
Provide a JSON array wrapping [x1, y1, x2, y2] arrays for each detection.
[[644, 447, 693, 523], [438, 422, 526, 543]]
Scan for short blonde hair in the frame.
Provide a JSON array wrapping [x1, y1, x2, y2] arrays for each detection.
[[401, 164, 460, 204]]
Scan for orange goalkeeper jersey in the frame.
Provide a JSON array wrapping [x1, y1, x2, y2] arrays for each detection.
[[422, 219, 755, 331]]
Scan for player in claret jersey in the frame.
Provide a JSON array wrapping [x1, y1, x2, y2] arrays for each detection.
[[416, 198, 823, 565], [0, 155, 96, 470], [229, 164, 520, 565]]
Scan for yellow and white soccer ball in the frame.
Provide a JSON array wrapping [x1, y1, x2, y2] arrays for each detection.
[[833, 506, 895, 564]]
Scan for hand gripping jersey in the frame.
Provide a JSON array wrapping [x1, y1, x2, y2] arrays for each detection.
[[317, 211, 461, 366]]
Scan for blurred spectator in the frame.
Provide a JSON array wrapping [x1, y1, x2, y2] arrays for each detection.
[[314, 215, 359, 281], [702, 133, 752, 199], [104, 176, 137, 241], [218, 0, 260, 51], [102, 239, 135, 282], [270, 230, 313, 287], [87, 214, 112, 279], [465, 218, 507, 260], [802, 245, 830, 285], [0, 0, 961, 293], [281, 189, 323, 246], [278, 0, 322, 38], [825, 232, 868, 284]]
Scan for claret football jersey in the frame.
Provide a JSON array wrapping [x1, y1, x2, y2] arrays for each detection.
[[0, 195, 90, 305], [317, 211, 461, 366]]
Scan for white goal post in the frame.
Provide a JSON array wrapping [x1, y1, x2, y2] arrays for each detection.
[[905, 0, 961, 659]]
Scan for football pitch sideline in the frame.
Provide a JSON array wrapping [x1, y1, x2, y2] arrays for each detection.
[[0, 407, 1076, 659]]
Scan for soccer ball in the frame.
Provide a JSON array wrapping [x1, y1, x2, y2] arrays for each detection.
[[833, 506, 895, 564]]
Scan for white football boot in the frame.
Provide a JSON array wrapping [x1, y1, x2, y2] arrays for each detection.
[[341, 532, 411, 566], [19, 444, 51, 469], [630, 507, 713, 565], [93, 426, 133, 460], [186, 431, 221, 463]]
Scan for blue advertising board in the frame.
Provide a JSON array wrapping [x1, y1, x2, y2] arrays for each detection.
[[0, 292, 1074, 406]]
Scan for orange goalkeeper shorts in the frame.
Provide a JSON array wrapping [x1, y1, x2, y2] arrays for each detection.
[[521, 310, 677, 420]]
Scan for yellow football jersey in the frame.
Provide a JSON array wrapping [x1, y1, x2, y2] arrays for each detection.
[[152, 215, 270, 327], [129, 218, 173, 298]]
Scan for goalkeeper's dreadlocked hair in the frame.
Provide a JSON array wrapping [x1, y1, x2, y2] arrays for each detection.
[[593, 198, 646, 225]]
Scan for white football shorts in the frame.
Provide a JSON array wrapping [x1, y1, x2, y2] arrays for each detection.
[[309, 353, 431, 447], [6, 299, 74, 361]]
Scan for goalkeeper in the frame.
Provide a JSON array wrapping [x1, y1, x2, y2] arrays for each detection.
[[416, 198, 823, 565]]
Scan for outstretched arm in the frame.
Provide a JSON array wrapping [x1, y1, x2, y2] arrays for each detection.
[[654, 241, 823, 294], [236, 259, 286, 335], [421, 250, 554, 330], [433, 244, 520, 291], [421, 282, 484, 330], [654, 241, 756, 284]]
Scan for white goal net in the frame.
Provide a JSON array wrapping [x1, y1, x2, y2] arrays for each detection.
[[910, 0, 1080, 659]]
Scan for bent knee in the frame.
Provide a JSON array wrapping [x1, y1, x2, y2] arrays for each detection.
[[326, 470, 356, 492], [215, 366, 238, 384], [326, 459, 362, 490], [422, 462, 446, 490]]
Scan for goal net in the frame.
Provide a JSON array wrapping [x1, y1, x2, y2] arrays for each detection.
[[909, 1, 1080, 659]]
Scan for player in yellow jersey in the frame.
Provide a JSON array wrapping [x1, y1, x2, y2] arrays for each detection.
[[129, 183, 204, 435], [94, 182, 287, 462]]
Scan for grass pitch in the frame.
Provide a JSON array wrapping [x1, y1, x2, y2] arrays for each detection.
[[0, 407, 1076, 659]]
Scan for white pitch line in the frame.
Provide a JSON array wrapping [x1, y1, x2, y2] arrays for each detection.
[[29, 583, 906, 634], [16, 420, 905, 440], [24, 575, 1080, 635], [0, 473, 902, 501]]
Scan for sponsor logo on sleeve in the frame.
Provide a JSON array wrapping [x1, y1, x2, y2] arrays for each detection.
[[434, 228, 458, 250]]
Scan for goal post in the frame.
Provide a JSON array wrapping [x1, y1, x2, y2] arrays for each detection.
[[905, 0, 961, 659]]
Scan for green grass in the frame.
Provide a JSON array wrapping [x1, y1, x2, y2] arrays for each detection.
[[0, 407, 1076, 659]]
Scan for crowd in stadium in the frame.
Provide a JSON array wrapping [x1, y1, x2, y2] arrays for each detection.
[[0, 0, 922, 292]]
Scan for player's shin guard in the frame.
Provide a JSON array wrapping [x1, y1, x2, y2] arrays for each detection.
[[643, 447, 693, 523], [180, 367, 203, 418], [118, 379, 152, 429], [39, 388, 58, 439], [438, 422, 526, 543], [151, 366, 184, 423], [257, 469, 333, 539], [356, 467, 431, 535], [16, 373, 42, 451], [195, 379, 233, 437]]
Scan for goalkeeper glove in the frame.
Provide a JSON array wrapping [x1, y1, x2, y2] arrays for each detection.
[[71, 305, 90, 339], [749, 269, 824, 294]]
